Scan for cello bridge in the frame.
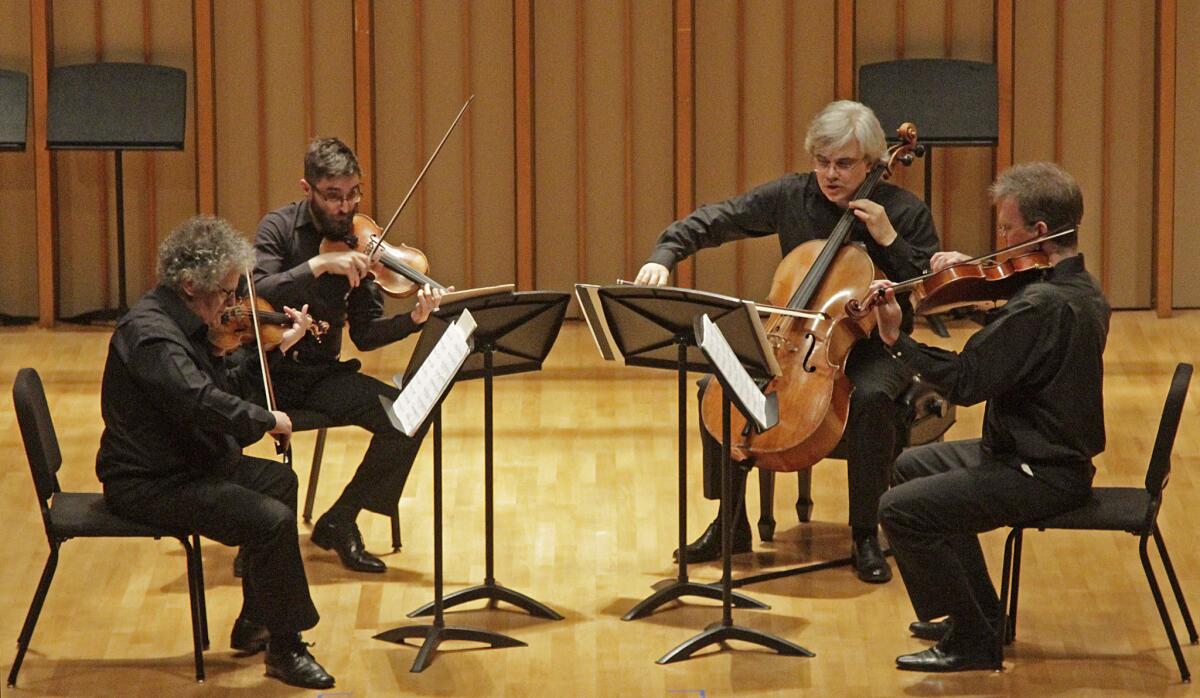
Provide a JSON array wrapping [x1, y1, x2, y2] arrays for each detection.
[[768, 332, 800, 353]]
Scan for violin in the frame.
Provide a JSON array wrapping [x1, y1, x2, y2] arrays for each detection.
[[208, 295, 329, 357], [319, 96, 474, 299], [318, 213, 445, 298], [700, 123, 924, 472], [844, 226, 1077, 319]]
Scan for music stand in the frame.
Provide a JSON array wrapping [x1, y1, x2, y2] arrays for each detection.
[[575, 283, 769, 621], [374, 310, 526, 672], [0, 69, 35, 325], [656, 313, 813, 664], [48, 63, 186, 324], [403, 289, 570, 621], [860, 59, 998, 337]]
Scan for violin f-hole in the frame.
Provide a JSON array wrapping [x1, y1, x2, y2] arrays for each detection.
[[800, 332, 818, 373]]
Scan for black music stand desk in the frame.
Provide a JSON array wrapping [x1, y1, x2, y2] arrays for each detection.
[[374, 310, 526, 672], [404, 288, 569, 621], [656, 312, 812, 664], [575, 283, 769, 621]]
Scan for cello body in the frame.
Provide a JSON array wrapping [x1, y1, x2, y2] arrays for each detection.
[[700, 241, 878, 471], [699, 121, 922, 472]]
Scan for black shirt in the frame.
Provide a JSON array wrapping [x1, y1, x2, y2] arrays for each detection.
[[646, 172, 939, 286], [890, 254, 1111, 467], [96, 285, 276, 484], [253, 200, 420, 364]]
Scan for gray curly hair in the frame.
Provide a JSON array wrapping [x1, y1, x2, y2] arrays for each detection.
[[804, 100, 887, 164], [157, 215, 254, 294]]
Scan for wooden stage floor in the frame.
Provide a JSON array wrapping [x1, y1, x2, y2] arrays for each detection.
[[2, 311, 1199, 697]]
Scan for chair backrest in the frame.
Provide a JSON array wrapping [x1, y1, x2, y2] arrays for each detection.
[[13, 368, 63, 505], [1145, 363, 1193, 496]]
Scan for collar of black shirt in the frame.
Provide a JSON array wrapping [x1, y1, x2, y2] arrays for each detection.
[[1046, 253, 1086, 281], [150, 284, 209, 343]]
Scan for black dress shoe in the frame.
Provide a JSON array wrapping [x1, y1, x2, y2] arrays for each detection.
[[673, 514, 752, 564], [851, 534, 892, 583], [897, 633, 998, 676], [230, 616, 270, 656], [909, 618, 951, 641], [311, 517, 386, 573], [265, 636, 335, 689]]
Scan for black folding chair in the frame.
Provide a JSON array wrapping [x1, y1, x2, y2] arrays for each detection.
[[8, 368, 209, 687], [998, 362, 1198, 681]]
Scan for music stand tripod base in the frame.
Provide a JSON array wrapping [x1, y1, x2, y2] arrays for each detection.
[[657, 621, 815, 665], [408, 583, 564, 620], [374, 624, 526, 674]]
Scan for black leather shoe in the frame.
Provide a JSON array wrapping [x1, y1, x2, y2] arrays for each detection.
[[230, 616, 269, 656], [265, 636, 335, 689], [909, 618, 951, 641], [232, 547, 247, 579], [895, 639, 999, 673], [673, 514, 752, 564], [311, 517, 386, 573], [851, 534, 892, 583]]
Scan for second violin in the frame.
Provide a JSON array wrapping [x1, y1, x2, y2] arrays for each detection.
[[319, 213, 445, 298]]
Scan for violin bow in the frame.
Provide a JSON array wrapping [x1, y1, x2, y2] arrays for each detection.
[[374, 94, 476, 249], [243, 269, 286, 454]]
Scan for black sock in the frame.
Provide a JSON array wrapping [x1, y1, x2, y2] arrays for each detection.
[[852, 526, 876, 542]]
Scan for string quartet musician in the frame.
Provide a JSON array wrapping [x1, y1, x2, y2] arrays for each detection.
[[96, 216, 334, 689], [874, 162, 1110, 672], [253, 137, 446, 573], [635, 100, 940, 583]]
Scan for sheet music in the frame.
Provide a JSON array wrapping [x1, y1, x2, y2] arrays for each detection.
[[698, 314, 769, 429], [384, 309, 477, 436]]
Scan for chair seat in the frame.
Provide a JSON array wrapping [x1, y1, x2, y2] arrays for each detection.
[[1025, 487, 1151, 533], [49, 492, 184, 539]]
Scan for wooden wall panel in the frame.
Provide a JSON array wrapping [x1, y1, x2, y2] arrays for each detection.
[[1175, 0, 1199, 306], [693, 0, 740, 297], [629, 0, 674, 282], [1059, 0, 1104, 283], [213, 0, 260, 234], [581, 0, 625, 286], [1106, 0, 1154, 308], [791, 1, 837, 169], [260, 3, 305, 211], [0, 0, 37, 318], [532, 0, 578, 293], [1012, 1, 1056, 162], [310, 3, 354, 148], [943, 1, 994, 259], [465, 0, 515, 288]]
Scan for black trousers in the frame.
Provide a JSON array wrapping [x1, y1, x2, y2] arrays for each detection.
[[878, 439, 1092, 635], [272, 360, 427, 517], [698, 337, 910, 531], [104, 457, 319, 635]]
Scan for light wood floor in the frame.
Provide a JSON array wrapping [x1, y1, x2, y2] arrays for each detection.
[[2, 312, 1200, 697]]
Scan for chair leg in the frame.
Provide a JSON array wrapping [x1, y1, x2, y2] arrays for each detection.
[[1007, 528, 1024, 644], [997, 528, 1019, 666], [7, 543, 60, 688], [1153, 525, 1199, 644], [795, 469, 813, 523], [191, 535, 209, 649], [757, 470, 776, 542], [302, 428, 328, 524], [1140, 533, 1191, 682], [180, 537, 206, 683], [390, 509, 403, 551]]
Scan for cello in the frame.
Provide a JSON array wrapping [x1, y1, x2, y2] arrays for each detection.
[[699, 123, 923, 472]]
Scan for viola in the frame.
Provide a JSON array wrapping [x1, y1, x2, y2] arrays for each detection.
[[699, 123, 924, 471], [208, 295, 329, 357], [319, 213, 444, 299], [319, 96, 473, 299], [844, 226, 1077, 319]]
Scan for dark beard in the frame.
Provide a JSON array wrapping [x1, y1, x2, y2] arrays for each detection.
[[311, 200, 354, 240]]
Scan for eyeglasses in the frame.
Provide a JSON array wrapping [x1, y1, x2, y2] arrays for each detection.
[[813, 155, 866, 175], [217, 284, 239, 302], [997, 223, 1033, 240], [312, 186, 364, 207]]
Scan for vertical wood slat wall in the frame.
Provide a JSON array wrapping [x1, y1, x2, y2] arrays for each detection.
[[0, 0, 1188, 326]]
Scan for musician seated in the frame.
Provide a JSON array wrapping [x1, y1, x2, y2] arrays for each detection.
[[96, 216, 334, 689], [635, 100, 939, 583], [875, 162, 1110, 672]]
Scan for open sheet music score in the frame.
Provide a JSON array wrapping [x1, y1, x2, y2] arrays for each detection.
[[697, 313, 772, 431], [383, 309, 478, 436]]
